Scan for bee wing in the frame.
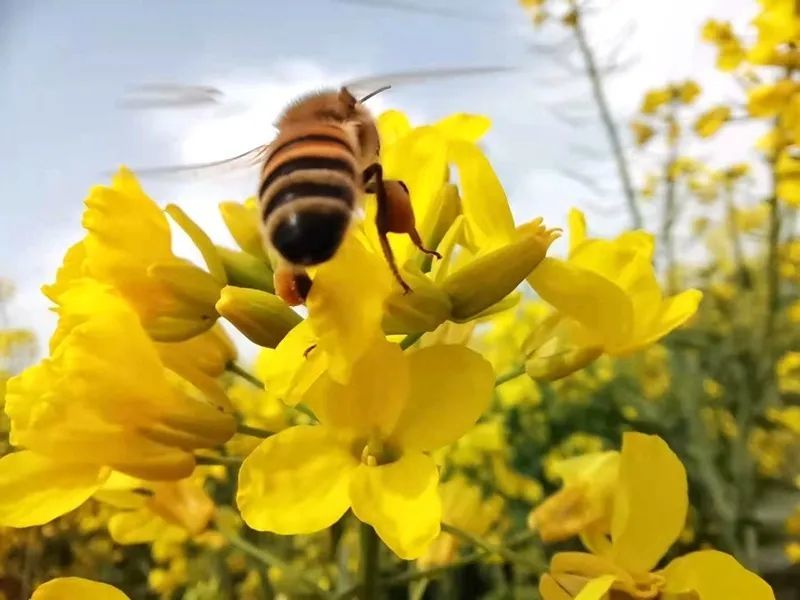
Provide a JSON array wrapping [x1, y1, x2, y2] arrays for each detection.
[[121, 144, 269, 179], [343, 65, 518, 100], [118, 83, 225, 109]]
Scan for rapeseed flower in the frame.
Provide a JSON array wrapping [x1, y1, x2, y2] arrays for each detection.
[[237, 338, 494, 559], [526, 209, 702, 379], [45, 168, 225, 342], [539, 433, 773, 600], [0, 280, 235, 527]]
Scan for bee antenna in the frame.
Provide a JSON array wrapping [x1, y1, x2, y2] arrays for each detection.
[[359, 85, 391, 103]]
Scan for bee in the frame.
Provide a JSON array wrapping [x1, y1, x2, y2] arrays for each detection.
[[261, 85, 440, 305], [124, 67, 513, 304]]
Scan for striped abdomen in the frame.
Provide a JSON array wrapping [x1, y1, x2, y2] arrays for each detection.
[[260, 123, 359, 266]]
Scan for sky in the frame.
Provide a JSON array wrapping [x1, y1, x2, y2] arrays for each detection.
[[0, 0, 761, 354]]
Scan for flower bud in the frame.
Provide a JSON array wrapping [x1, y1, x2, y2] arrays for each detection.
[[216, 246, 274, 292], [383, 270, 452, 334], [219, 199, 269, 260], [147, 261, 224, 341], [442, 223, 557, 321], [216, 286, 301, 348]]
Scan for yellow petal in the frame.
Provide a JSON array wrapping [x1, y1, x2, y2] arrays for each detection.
[[237, 426, 358, 534], [616, 289, 703, 355], [307, 231, 392, 382], [0, 451, 106, 527], [306, 339, 409, 438], [610, 433, 688, 573], [568, 208, 587, 255], [219, 199, 269, 260], [256, 322, 326, 408], [539, 574, 573, 600], [434, 113, 492, 142], [377, 109, 413, 146], [662, 550, 775, 600], [528, 257, 633, 351], [216, 285, 302, 348], [32, 578, 130, 600], [390, 346, 493, 451], [448, 140, 516, 248], [575, 575, 616, 600], [165, 204, 226, 283], [349, 452, 441, 560], [108, 508, 174, 544]]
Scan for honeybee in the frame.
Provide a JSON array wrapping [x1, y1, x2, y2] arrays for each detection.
[[126, 68, 513, 304], [262, 84, 441, 305]]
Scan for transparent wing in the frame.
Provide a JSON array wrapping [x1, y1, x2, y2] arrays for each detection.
[[118, 83, 225, 109], [343, 65, 519, 99], [122, 144, 268, 179], [334, 0, 508, 22]]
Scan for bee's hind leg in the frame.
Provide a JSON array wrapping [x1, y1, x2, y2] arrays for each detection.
[[363, 163, 440, 294]]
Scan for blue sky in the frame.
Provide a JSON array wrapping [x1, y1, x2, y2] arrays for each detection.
[[0, 0, 759, 348]]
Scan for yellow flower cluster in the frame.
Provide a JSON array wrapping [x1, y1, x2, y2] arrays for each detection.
[[5, 96, 777, 600]]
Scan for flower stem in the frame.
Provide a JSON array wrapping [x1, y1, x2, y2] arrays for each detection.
[[236, 423, 274, 438], [194, 454, 243, 467], [494, 364, 525, 387], [440, 523, 533, 567], [570, 0, 642, 229], [222, 530, 327, 598], [400, 331, 423, 350], [227, 362, 263, 388], [359, 522, 380, 600]]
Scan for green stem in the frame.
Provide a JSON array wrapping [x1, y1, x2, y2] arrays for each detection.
[[222, 531, 327, 598], [723, 182, 751, 288], [400, 331, 424, 350], [570, 1, 642, 229], [495, 364, 526, 387], [227, 362, 263, 388], [195, 454, 243, 467], [236, 423, 274, 438], [440, 523, 534, 568], [360, 522, 380, 600]]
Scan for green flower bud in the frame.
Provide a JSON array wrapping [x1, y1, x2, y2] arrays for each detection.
[[216, 246, 274, 293], [216, 286, 302, 348]]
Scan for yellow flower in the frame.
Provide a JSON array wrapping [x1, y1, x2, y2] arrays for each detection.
[[529, 451, 618, 544], [32, 578, 129, 600], [701, 20, 745, 71], [679, 80, 701, 104], [0, 280, 235, 527], [777, 150, 800, 206], [45, 168, 225, 341], [777, 351, 800, 393], [630, 121, 654, 146], [539, 433, 774, 600], [418, 474, 505, 568], [237, 339, 494, 559], [748, 80, 799, 117], [525, 209, 702, 378], [693, 106, 731, 137], [640, 88, 672, 114], [100, 474, 215, 544], [749, 0, 800, 66]]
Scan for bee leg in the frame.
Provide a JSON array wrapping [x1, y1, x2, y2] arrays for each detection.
[[274, 265, 312, 306], [363, 163, 413, 295], [389, 182, 441, 259]]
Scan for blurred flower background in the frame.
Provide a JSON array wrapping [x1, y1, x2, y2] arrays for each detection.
[[2, 0, 800, 599]]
